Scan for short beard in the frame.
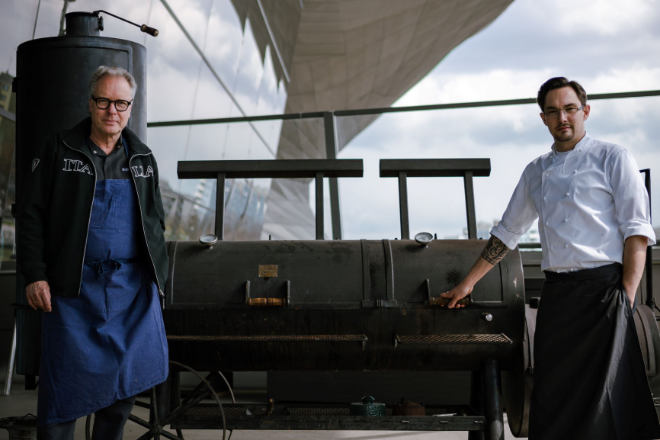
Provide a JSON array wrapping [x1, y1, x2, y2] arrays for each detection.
[[552, 126, 573, 142]]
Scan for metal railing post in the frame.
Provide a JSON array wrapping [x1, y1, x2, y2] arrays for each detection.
[[324, 112, 342, 239]]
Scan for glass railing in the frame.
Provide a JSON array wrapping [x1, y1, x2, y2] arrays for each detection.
[[146, 91, 660, 243]]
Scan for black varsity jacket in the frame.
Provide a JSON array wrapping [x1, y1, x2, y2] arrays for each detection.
[[18, 118, 169, 297]]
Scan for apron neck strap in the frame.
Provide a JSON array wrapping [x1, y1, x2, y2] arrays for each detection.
[[121, 136, 130, 158]]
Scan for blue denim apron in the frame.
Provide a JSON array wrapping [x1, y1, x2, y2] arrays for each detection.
[[38, 176, 169, 425]]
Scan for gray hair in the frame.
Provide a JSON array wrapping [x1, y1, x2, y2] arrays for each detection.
[[89, 65, 137, 99]]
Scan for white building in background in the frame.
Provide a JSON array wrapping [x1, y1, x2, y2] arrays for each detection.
[[0, 0, 513, 245]]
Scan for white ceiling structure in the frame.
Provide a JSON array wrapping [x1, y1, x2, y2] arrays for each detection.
[[235, 0, 513, 239]]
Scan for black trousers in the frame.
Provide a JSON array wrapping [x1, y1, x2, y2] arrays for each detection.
[[38, 396, 135, 440], [529, 263, 659, 440]]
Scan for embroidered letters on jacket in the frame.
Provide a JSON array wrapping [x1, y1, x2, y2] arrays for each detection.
[[62, 158, 93, 175], [131, 165, 154, 178]]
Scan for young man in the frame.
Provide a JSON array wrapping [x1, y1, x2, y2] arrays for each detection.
[[441, 77, 658, 439]]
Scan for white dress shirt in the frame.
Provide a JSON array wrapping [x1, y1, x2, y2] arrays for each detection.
[[491, 135, 656, 272]]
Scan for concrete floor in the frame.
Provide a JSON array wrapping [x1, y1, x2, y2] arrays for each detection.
[[0, 369, 524, 440]]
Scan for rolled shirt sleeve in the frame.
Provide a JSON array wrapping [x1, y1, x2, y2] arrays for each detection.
[[491, 165, 539, 250], [608, 148, 656, 245]]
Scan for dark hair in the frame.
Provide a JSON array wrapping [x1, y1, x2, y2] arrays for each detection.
[[537, 77, 587, 110]]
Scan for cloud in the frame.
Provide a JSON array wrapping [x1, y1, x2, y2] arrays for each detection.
[[548, 0, 659, 36], [434, 0, 660, 79], [589, 66, 660, 93], [397, 69, 552, 104]]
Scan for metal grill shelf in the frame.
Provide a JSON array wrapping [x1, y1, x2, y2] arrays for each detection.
[[395, 333, 513, 345], [172, 406, 486, 431]]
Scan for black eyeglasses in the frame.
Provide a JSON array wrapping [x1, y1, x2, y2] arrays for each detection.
[[91, 96, 133, 112]]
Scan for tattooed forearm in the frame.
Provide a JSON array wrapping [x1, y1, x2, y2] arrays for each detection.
[[480, 235, 510, 265]]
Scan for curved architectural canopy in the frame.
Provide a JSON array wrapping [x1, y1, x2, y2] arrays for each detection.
[[256, 0, 513, 239]]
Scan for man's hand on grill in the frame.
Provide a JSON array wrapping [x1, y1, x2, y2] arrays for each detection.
[[440, 284, 473, 309]]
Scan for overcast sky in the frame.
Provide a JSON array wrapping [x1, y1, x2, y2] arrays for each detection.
[[336, 0, 660, 240]]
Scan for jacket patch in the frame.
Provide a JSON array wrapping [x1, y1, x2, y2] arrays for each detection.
[[62, 158, 93, 175], [32, 158, 40, 172], [131, 165, 154, 178]]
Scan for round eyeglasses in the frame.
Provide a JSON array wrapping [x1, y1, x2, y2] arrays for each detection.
[[91, 96, 133, 112]]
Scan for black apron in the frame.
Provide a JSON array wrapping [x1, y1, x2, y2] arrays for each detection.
[[529, 263, 659, 439]]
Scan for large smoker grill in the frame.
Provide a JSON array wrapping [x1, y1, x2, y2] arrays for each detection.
[[165, 238, 524, 371], [152, 158, 528, 440]]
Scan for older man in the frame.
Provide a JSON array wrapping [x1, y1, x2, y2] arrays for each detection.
[[19, 66, 169, 439], [441, 77, 658, 439]]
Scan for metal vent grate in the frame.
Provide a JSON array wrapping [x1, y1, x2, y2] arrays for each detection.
[[167, 334, 368, 343], [395, 333, 513, 345]]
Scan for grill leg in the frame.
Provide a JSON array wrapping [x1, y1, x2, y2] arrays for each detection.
[[484, 359, 504, 440], [2, 321, 17, 395], [468, 369, 485, 440]]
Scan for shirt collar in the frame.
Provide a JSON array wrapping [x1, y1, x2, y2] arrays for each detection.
[[551, 133, 591, 156], [87, 136, 128, 157]]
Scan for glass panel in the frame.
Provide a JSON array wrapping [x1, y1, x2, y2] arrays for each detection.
[[0, 111, 15, 267], [336, 98, 660, 240], [0, 66, 15, 266]]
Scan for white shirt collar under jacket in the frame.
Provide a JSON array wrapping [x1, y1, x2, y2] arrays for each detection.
[[491, 135, 656, 272]]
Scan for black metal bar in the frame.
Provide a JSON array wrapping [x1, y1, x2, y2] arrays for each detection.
[[383, 239, 394, 303], [360, 240, 371, 307], [216, 173, 225, 240], [483, 359, 504, 440], [337, 99, 536, 117], [315, 173, 323, 240], [161, 380, 213, 427], [178, 159, 362, 242], [335, 90, 660, 117], [641, 169, 654, 307], [150, 387, 160, 437], [380, 159, 491, 178], [173, 412, 486, 431], [148, 90, 660, 127], [25, 375, 36, 390], [149, 111, 326, 128], [167, 334, 368, 343], [128, 413, 153, 430], [324, 112, 342, 239], [397, 172, 410, 239], [587, 90, 660, 100], [178, 159, 363, 179], [154, 381, 172, 431], [92, 10, 158, 36], [464, 171, 477, 239], [469, 368, 485, 440], [371, 240, 399, 308], [381, 159, 490, 240]]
